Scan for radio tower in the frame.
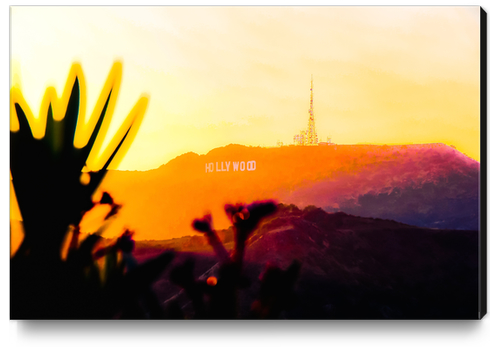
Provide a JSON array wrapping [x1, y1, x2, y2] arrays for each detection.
[[306, 74, 318, 145]]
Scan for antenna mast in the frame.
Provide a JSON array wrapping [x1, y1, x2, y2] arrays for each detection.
[[307, 74, 318, 145]]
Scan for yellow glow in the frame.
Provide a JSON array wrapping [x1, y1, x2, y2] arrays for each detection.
[[90, 91, 149, 171], [79, 172, 91, 186], [10, 220, 24, 257], [82, 61, 123, 169], [10, 6, 481, 169], [11, 59, 148, 173]]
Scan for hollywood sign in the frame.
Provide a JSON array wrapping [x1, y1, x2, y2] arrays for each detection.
[[205, 161, 256, 173]]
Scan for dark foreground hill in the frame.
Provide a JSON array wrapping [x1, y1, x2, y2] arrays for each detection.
[[94, 143, 479, 240], [132, 204, 479, 319]]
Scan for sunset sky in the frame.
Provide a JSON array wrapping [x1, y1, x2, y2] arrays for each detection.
[[10, 6, 481, 170]]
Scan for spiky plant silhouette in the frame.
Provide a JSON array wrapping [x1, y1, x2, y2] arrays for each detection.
[[10, 63, 300, 319], [175, 200, 301, 319], [10, 62, 141, 259], [10, 62, 174, 319]]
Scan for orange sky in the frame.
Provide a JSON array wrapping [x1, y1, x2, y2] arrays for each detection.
[[10, 6, 481, 170]]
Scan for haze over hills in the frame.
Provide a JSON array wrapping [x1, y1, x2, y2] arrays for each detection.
[[87, 143, 479, 240]]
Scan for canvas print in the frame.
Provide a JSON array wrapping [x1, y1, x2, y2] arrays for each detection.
[[10, 6, 485, 319]]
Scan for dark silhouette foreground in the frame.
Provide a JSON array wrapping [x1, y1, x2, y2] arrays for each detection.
[[10, 65, 301, 319]]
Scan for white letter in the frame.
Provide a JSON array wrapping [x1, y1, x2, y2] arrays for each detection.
[[240, 161, 246, 171], [221, 162, 225, 171], [225, 161, 230, 171], [216, 162, 221, 172], [233, 162, 239, 171], [247, 160, 256, 171], [206, 163, 214, 173]]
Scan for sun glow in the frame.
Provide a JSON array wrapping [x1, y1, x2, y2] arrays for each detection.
[[10, 7, 480, 170]]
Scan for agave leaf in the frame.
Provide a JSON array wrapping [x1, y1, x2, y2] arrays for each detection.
[[101, 124, 132, 172], [13, 103, 33, 139], [76, 89, 112, 169], [62, 77, 80, 155], [10, 62, 147, 261], [43, 103, 65, 156], [86, 123, 132, 193]]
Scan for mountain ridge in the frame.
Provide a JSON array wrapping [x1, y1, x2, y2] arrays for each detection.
[[130, 204, 478, 319], [85, 143, 479, 240]]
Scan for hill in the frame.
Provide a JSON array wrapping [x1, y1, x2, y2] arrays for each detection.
[[131, 204, 479, 319], [10, 203, 479, 318], [87, 143, 479, 240]]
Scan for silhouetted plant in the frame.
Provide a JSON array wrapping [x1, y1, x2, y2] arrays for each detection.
[[10, 62, 174, 319], [10, 62, 301, 320], [192, 214, 230, 263], [182, 200, 301, 319], [250, 260, 301, 319], [224, 201, 277, 268]]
